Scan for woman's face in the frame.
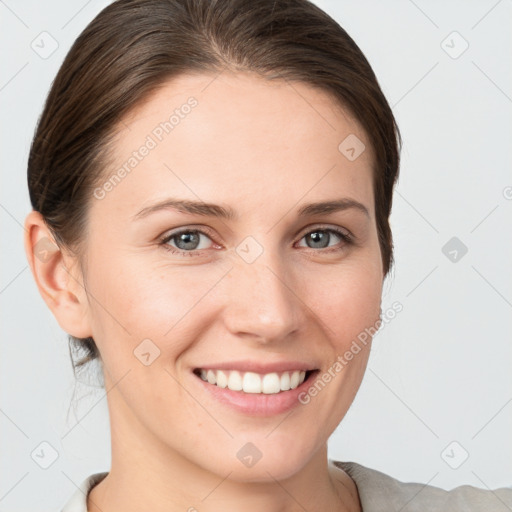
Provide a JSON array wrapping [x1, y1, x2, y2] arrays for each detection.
[[79, 71, 383, 481]]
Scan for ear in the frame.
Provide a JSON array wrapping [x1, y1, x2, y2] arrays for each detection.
[[24, 210, 92, 339]]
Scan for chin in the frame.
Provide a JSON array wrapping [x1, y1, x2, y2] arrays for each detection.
[[223, 456, 311, 484], [201, 433, 321, 483]]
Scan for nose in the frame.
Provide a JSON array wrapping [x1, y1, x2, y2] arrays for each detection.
[[222, 248, 303, 345]]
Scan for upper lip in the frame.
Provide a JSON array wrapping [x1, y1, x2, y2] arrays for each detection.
[[194, 360, 318, 374]]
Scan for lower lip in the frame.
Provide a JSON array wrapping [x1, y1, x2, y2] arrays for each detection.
[[193, 371, 318, 417]]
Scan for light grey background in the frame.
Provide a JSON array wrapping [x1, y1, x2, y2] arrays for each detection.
[[1, 0, 511, 510]]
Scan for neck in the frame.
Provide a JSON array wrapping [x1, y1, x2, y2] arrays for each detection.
[[87, 387, 360, 512]]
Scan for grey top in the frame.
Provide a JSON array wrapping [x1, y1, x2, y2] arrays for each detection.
[[61, 461, 512, 511]]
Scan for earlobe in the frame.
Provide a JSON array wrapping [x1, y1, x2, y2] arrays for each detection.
[[23, 210, 93, 339]]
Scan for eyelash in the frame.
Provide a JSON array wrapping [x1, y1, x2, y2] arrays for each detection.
[[158, 225, 353, 257]]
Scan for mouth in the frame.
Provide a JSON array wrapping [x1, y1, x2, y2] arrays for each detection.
[[193, 368, 317, 394]]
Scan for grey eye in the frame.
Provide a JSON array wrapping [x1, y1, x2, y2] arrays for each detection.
[[174, 231, 201, 250], [299, 229, 346, 249], [305, 230, 331, 249]]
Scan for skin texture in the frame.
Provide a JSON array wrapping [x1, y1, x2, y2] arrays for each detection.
[[25, 71, 384, 512]]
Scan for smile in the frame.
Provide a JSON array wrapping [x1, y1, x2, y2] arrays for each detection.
[[194, 368, 314, 394]]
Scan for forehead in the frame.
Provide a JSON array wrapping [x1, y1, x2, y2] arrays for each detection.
[[98, 71, 375, 220]]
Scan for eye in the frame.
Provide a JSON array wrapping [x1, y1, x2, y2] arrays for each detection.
[[296, 226, 352, 252], [160, 228, 217, 256]]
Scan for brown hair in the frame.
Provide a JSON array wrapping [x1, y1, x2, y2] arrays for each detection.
[[27, 0, 401, 376]]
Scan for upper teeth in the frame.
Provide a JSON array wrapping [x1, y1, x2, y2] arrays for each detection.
[[198, 369, 307, 394]]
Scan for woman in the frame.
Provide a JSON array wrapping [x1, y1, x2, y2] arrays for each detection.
[[23, 0, 511, 510]]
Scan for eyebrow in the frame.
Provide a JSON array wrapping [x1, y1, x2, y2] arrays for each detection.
[[133, 197, 369, 221]]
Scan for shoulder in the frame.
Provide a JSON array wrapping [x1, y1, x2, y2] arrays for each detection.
[[61, 471, 108, 512], [333, 460, 512, 512]]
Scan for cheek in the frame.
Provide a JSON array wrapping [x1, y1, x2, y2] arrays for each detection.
[[85, 256, 229, 363], [306, 260, 383, 347]]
